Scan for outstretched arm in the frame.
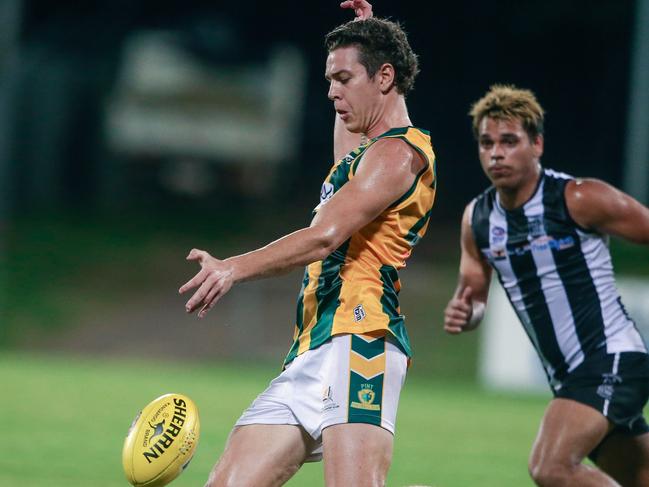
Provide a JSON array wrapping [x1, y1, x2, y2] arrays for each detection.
[[444, 202, 492, 334], [180, 138, 425, 318], [565, 178, 649, 245]]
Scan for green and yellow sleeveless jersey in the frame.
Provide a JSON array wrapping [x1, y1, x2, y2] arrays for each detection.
[[284, 126, 436, 366]]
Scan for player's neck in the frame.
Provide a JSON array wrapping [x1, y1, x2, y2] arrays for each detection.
[[497, 165, 542, 210], [364, 95, 411, 139]]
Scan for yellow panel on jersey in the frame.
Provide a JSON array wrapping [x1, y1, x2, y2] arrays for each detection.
[[284, 127, 436, 366]]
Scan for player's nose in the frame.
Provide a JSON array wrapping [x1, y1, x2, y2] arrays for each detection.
[[328, 81, 340, 101]]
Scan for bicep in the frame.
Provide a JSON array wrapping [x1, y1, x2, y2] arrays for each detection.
[[312, 141, 419, 245], [567, 179, 649, 244]]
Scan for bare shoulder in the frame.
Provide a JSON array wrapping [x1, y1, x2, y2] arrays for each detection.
[[359, 137, 426, 176], [565, 177, 614, 204], [565, 178, 617, 226]]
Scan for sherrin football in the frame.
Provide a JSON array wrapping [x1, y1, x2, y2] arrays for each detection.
[[122, 393, 200, 487]]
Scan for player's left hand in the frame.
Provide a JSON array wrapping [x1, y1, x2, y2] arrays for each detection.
[[179, 248, 234, 318], [340, 0, 373, 20]]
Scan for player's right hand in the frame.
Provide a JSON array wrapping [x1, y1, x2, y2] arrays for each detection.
[[340, 0, 373, 20], [179, 248, 234, 319], [444, 287, 474, 334]]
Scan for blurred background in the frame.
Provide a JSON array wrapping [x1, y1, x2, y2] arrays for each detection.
[[2, 0, 649, 378], [1, 1, 649, 485]]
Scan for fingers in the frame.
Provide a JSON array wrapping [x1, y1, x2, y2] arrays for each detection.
[[341, 0, 373, 20], [184, 272, 221, 313], [186, 248, 209, 262], [197, 283, 226, 319], [179, 269, 207, 295], [444, 299, 473, 334]]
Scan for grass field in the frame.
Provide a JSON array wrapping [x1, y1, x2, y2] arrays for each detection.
[[2, 213, 648, 486], [0, 352, 549, 487]]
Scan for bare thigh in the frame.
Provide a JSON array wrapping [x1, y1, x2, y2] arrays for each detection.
[[528, 398, 619, 486], [596, 431, 649, 487], [205, 424, 317, 487], [322, 423, 393, 487]]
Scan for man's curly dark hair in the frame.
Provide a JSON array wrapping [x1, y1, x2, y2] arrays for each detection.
[[324, 18, 420, 95]]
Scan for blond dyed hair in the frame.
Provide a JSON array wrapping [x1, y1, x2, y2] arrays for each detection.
[[469, 84, 545, 140]]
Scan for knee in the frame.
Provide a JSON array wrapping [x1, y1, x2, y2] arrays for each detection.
[[528, 458, 574, 487]]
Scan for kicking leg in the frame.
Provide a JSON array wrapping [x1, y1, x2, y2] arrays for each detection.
[[205, 424, 317, 487], [595, 431, 649, 487], [322, 423, 393, 487], [528, 398, 619, 487]]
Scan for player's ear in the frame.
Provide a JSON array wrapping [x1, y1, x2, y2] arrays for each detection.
[[533, 134, 544, 159], [377, 63, 396, 93]]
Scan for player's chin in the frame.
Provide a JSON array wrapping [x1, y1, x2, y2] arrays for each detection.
[[491, 177, 520, 192]]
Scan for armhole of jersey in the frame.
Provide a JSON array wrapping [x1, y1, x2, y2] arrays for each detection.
[[562, 178, 597, 234], [387, 136, 433, 209]]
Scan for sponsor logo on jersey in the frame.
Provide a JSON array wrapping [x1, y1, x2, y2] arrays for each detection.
[[353, 304, 366, 322], [314, 182, 335, 212], [320, 182, 334, 203], [487, 235, 575, 261], [491, 226, 506, 244]]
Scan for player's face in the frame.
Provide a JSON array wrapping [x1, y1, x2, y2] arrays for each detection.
[[477, 117, 544, 191], [325, 46, 382, 133]]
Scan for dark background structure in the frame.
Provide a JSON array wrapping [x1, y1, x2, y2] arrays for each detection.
[[1, 0, 641, 219], [0, 0, 647, 371]]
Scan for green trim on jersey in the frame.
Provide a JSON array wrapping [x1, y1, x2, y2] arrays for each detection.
[[405, 208, 433, 247], [380, 265, 411, 357]]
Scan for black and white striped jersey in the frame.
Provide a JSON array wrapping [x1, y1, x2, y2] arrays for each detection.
[[471, 168, 647, 390]]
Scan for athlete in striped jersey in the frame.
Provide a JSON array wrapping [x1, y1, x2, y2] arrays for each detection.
[[444, 85, 649, 486], [180, 2, 437, 486]]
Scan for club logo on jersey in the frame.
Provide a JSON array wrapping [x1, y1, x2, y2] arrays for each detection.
[[353, 304, 366, 322], [527, 216, 546, 240], [351, 384, 380, 411]]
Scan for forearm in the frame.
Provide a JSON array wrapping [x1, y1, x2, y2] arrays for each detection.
[[226, 226, 335, 284]]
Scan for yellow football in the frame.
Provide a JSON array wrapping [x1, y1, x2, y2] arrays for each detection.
[[122, 393, 200, 487]]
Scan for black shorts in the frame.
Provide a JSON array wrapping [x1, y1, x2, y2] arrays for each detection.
[[554, 351, 649, 436]]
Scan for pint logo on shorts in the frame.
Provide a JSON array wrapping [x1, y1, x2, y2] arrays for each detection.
[[353, 304, 366, 322], [350, 384, 380, 411]]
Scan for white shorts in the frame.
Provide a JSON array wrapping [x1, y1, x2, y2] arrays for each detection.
[[235, 333, 408, 461]]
